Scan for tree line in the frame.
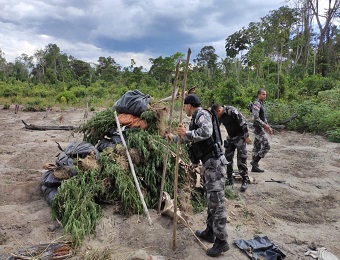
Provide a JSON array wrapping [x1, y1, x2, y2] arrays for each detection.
[[0, 1, 339, 142]]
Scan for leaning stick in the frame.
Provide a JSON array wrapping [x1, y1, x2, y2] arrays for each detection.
[[173, 48, 191, 250], [114, 111, 153, 226], [186, 224, 209, 251], [157, 60, 180, 214]]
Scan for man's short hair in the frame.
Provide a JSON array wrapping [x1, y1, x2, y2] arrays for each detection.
[[211, 103, 221, 113], [258, 88, 266, 95]]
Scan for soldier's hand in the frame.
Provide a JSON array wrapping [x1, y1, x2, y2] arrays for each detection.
[[177, 124, 186, 137], [165, 133, 173, 142], [245, 136, 252, 144], [264, 124, 273, 136], [268, 127, 273, 136]]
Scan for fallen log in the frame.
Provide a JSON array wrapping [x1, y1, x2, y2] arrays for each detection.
[[278, 113, 298, 124], [271, 124, 286, 130], [22, 120, 76, 131]]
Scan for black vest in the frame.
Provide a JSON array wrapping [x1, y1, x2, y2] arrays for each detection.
[[188, 109, 223, 164], [259, 101, 266, 123], [219, 107, 243, 138]]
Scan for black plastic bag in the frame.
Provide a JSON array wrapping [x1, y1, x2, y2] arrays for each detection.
[[112, 89, 150, 116], [62, 141, 99, 160], [41, 169, 62, 188], [41, 184, 58, 205]]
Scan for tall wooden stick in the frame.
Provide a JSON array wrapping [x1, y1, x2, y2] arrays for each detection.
[[157, 60, 180, 214], [173, 48, 191, 250], [114, 111, 153, 226]]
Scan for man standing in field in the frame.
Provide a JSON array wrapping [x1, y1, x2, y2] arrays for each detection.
[[211, 103, 251, 192], [250, 88, 273, 172]]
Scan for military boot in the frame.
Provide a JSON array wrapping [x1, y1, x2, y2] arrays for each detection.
[[195, 226, 215, 243], [227, 172, 234, 186], [240, 177, 248, 192], [206, 238, 230, 257], [250, 155, 264, 172]]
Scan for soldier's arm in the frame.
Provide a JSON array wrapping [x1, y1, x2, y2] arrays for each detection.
[[186, 111, 212, 143]]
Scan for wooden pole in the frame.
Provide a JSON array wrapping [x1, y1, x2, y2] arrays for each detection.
[[186, 224, 209, 251], [173, 48, 191, 250], [157, 60, 180, 214], [114, 111, 153, 226]]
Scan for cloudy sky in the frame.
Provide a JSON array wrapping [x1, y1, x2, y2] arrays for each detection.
[[0, 0, 286, 70]]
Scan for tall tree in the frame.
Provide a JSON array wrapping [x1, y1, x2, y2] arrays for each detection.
[[0, 49, 7, 80], [194, 46, 219, 78], [305, 0, 340, 75], [15, 54, 34, 81], [149, 52, 184, 85], [32, 49, 46, 84], [96, 56, 121, 82], [69, 56, 93, 86]]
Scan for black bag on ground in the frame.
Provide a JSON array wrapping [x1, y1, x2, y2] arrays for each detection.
[[96, 138, 117, 152], [62, 141, 100, 160], [41, 169, 62, 188], [96, 126, 128, 152], [112, 89, 150, 116], [41, 184, 58, 206]]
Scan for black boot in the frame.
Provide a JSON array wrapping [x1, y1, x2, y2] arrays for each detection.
[[206, 238, 230, 257], [250, 155, 264, 172], [195, 226, 215, 243], [240, 177, 248, 192], [227, 172, 234, 186]]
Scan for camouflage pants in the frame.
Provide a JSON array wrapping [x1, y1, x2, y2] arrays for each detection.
[[224, 136, 248, 178], [202, 155, 228, 241], [252, 125, 270, 158]]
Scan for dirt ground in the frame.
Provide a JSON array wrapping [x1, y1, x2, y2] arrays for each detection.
[[0, 106, 339, 260]]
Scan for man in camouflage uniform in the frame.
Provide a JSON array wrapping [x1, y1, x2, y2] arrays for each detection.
[[166, 94, 229, 257], [251, 88, 273, 172], [211, 103, 251, 192]]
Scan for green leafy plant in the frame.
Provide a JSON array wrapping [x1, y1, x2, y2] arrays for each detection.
[[326, 128, 340, 143]]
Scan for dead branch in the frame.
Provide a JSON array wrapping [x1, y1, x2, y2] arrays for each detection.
[[278, 113, 298, 124], [270, 113, 298, 130], [22, 120, 75, 131]]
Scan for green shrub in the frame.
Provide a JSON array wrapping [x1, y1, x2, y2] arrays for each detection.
[[23, 97, 46, 111], [265, 101, 295, 125], [318, 88, 340, 108], [299, 75, 336, 96], [1, 86, 19, 97], [326, 128, 340, 143], [56, 91, 77, 104]]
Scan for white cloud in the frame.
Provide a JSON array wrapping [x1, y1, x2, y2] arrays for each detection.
[[0, 0, 285, 70]]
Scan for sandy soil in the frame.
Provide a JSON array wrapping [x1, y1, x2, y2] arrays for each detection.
[[0, 107, 339, 260]]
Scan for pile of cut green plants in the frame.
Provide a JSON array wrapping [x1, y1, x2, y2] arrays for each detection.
[[51, 106, 204, 246]]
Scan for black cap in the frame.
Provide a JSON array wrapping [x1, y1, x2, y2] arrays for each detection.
[[184, 94, 201, 107]]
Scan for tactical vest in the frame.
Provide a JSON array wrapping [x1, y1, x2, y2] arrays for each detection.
[[253, 100, 266, 126], [259, 101, 266, 123], [188, 109, 223, 164]]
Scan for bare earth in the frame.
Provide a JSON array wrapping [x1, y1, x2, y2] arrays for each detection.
[[0, 107, 339, 260]]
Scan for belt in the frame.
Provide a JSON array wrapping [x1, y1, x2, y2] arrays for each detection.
[[201, 152, 222, 164]]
